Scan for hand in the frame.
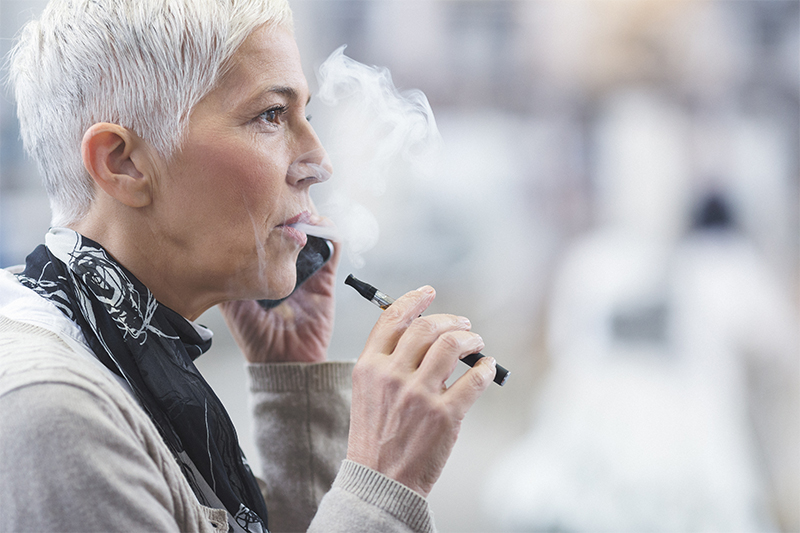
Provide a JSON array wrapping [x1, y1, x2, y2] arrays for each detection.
[[219, 239, 340, 364], [346, 285, 496, 497]]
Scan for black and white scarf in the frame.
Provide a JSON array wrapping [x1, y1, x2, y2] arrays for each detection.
[[17, 228, 269, 533]]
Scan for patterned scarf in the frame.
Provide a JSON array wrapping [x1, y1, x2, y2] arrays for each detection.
[[17, 228, 269, 533]]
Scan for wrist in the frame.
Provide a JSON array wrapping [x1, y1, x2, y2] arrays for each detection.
[[334, 460, 435, 531], [345, 450, 431, 498]]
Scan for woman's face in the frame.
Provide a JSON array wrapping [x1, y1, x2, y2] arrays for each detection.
[[152, 25, 328, 306]]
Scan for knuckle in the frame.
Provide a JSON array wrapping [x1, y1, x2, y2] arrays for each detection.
[[408, 314, 464, 338], [437, 332, 462, 352], [429, 398, 456, 428], [401, 386, 446, 420], [408, 316, 438, 338], [380, 303, 406, 324], [377, 367, 405, 392], [468, 362, 493, 391], [468, 367, 489, 389]]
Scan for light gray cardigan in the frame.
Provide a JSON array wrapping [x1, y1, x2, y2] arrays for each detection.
[[0, 269, 435, 532]]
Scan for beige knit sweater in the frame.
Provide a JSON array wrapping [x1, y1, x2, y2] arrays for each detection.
[[0, 270, 435, 532]]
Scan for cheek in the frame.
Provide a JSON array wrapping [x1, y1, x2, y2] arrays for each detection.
[[227, 155, 288, 221], [175, 145, 280, 219], [163, 134, 294, 276]]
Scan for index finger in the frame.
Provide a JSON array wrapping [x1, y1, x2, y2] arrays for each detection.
[[362, 286, 436, 358]]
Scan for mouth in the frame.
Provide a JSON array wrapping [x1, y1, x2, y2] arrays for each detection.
[[277, 211, 312, 247], [287, 222, 342, 242], [280, 211, 312, 227]]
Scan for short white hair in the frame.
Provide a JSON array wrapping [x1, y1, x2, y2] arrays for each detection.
[[8, 0, 293, 226]]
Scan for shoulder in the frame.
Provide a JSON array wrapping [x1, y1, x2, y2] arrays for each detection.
[[0, 327, 197, 532], [0, 380, 189, 531], [0, 318, 161, 504], [0, 286, 218, 532], [0, 325, 154, 478], [0, 380, 130, 460], [0, 314, 119, 397], [0, 317, 160, 462]]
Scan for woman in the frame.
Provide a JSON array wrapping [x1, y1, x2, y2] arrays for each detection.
[[0, 0, 496, 532]]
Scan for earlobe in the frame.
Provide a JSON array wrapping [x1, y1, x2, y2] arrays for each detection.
[[81, 123, 153, 208]]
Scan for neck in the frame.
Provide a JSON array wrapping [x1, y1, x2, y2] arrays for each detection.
[[70, 209, 224, 322]]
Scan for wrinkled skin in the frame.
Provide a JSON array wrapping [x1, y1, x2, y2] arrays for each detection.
[[219, 225, 339, 364], [77, 20, 496, 500], [211, 26, 496, 499]]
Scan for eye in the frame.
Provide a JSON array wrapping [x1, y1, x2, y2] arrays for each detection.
[[258, 105, 288, 125]]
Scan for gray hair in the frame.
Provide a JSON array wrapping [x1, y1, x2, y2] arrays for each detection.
[[8, 0, 293, 226]]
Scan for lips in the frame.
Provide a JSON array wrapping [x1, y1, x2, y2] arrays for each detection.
[[279, 211, 312, 227], [277, 211, 311, 247]]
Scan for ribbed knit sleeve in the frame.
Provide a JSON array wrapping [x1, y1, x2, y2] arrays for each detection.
[[247, 362, 435, 533], [310, 460, 435, 533]]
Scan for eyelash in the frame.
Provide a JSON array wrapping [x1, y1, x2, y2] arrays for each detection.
[[255, 106, 313, 129], [258, 105, 289, 125]]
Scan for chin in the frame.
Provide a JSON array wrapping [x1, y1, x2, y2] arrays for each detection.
[[236, 245, 299, 301], [255, 267, 297, 301]]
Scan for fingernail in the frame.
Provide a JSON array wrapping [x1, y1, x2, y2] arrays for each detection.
[[459, 316, 472, 328], [416, 285, 434, 294]]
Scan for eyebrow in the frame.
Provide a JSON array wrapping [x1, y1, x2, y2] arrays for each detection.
[[263, 85, 312, 105]]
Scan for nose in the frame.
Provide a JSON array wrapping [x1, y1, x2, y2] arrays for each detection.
[[287, 125, 333, 187]]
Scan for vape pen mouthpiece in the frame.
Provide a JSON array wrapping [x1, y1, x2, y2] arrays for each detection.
[[345, 274, 378, 301]]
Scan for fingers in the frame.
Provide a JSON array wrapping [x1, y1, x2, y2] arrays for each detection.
[[362, 285, 490, 389], [348, 309, 494, 498], [362, 286, 436, 356], [445, 355, 496, 418], [391, 314, 472, 368], [412, 327, 485, 384], [350, 284, 496, 498]]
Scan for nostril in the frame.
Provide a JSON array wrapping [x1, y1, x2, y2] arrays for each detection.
[[288, 163, 331, 185], [287, 151, 333, 185], [307, 162, 332, 183]]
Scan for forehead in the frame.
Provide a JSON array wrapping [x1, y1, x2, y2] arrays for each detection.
[[206, 25, 307, 110]]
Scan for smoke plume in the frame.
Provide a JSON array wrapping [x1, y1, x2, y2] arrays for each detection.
[[310, 46, 442, 267]]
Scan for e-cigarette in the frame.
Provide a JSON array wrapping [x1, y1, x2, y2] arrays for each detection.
[[345, 274, 510, 386]]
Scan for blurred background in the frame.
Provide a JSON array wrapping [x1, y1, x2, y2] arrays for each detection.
[[1, 0, 798, 531]]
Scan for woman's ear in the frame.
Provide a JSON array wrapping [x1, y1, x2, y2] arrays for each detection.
[[81, 123, 154, 208]]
